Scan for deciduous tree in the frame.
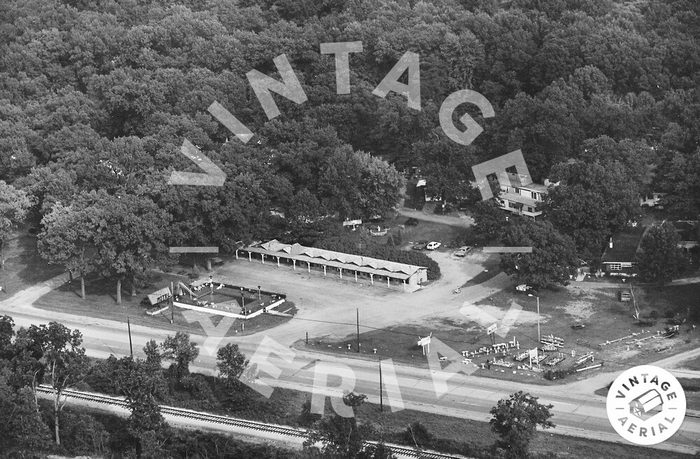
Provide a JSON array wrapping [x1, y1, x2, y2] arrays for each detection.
[[0, 370, 52, 454], [143, 339, 162, 370], [0, 181, 32, 289], [471, 200, 511, 245], [635, 222, 686, 285], [500, 219, 578, 289], [87, 191, 171, 304], [113, 356, 167, 457], [546, 159, 639, 261], [161, 332, 199, 382], [318, 146, 404, 220], [216, 343, 248, 388], [25, 322, 89, 446], [302, 392, 392, 458], [490, 391, 554, 458], [38, 202, 96, 299]]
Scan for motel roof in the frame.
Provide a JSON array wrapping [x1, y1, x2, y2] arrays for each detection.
[[243, 240, 427, 280]]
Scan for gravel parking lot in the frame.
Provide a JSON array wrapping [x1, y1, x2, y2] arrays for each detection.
[[215, 249, 509, 346]]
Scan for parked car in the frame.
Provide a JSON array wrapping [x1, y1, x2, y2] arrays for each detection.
[[454, 246, 472, 257], [412, 241, 427, 250], [515, 284, 534, 293], [426, 241, 441, 250]]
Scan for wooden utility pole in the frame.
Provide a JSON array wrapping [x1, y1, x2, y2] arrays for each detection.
[[379, 358, 383, 412], [170, 281, 175, 324], [356, 308, 360, 353], [127, 316, 133, 358]]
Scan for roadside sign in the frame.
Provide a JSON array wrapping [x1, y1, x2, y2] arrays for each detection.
[[417, 334, 432, 356]]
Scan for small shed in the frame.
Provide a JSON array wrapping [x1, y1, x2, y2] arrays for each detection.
[[147, 287, 172, 306]]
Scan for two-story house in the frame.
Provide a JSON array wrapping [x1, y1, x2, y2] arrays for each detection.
[[494, 174, 551, 218]]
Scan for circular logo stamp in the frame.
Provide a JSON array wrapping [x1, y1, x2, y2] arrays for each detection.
[[606, 365, 686, 445]]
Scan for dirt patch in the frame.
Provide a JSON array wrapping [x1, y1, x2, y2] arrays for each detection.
[[458, 302, 540, 327], [608, 347, 642, 361], [556, 289, 597, 321], [560, 300, 595, 321]]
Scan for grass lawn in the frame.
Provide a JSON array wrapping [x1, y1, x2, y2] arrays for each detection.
[[642, 283, 700, 321], [0, 230, 64, 295], [386, 217, 466, 249], [33, 270, 295, 337], [679, 354, 700, 371], [300, 324, 446, 368], [355, 401, 688, 459]]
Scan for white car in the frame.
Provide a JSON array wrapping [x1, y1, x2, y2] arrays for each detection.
[[454, 246, 472, 257], [426, 241, 441, 250]]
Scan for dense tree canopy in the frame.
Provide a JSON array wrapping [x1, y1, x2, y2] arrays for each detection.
[[500, 219, 578, 289], [545, 159, 640, 262], [0, 0, 696, 284]]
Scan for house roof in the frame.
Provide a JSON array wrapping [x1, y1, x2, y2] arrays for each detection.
[[245, 240, 427, 279], [521, 183, 549, 193], [499, 192, 539, 207], [601, 227, 646, 263], [672, 220, 698, 242], [501, 173, 549, 193]]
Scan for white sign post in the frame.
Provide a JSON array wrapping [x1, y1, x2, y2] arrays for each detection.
[[486, 323, 497, 345], [417, 333, 432, 355], [528, 348, 538, 367]]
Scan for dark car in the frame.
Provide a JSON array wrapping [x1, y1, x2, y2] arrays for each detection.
[[412, 241, 427, 250]]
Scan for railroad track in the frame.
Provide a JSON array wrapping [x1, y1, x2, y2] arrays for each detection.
[[37, 385, 463, 458]]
